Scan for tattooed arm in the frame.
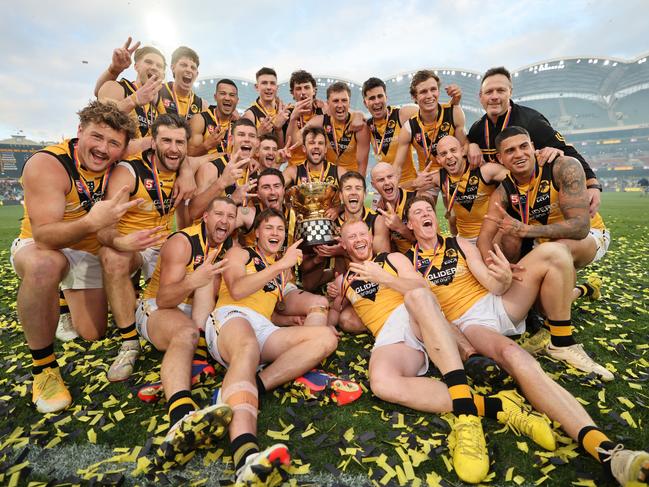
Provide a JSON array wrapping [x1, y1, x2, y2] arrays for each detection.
[[523, 156, 590, 240]]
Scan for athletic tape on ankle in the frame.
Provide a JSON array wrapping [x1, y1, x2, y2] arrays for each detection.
[[222, 382, 258, 417]]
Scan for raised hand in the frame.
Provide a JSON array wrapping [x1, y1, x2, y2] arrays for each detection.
[[348, 260, 387, 284], [109, 37, 141, 75], [189, 252, 229, 288], [446, 84, 462, 105], [204, 124, 226, 150], [88, 185, 143, 231], [134, 74, 162, 106], [278, 239, 304, 270], [376, 202, 402, 232], [484, 243, 512, 289], [484, 203, 528, 237], [258, 116, 274, 136], [278, 136, 302, 162], [289, 98, 312, 121], [535, 147, 563, 166], [220, 155, 248, 187]]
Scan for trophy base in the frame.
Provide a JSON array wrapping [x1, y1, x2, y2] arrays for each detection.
[[295, 218, 337, 247]]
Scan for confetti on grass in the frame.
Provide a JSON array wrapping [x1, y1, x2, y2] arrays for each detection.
[[0, 202, 648, 485]]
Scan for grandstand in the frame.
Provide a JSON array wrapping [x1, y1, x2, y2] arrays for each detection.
[[5, 53, 649, 185]]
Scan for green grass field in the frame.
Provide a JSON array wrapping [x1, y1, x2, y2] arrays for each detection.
[[0, 193, 647, 486]]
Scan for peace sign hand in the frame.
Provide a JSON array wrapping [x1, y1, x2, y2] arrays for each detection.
[[134, 74, 162, 106], [88, 185, 143, 231], [278, 136, 302, 162], [376, 202, 402, 232], [109, 37, 141, 75], [483, 203, 528, 237]]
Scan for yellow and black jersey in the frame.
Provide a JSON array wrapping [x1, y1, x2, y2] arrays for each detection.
[[239, 205, 296, 251], [323, 114, 358, 172], [295, 161, 339, 188], [405, 237, 487, 321], [379, 188, 417, 253], [201, 106, 233, 155], [407, 104, 455, 172], [247, 97, 278, 129], [285, 103, 324, 166], [344, 253, 404, 337], [501, 161, 606, 235], [118, 78, 157, 138], [157, 81, 204, 120], [367, 106, 417, 184], [117, 150, 176, 236], [500, 161, 562, 227], [336, 207, 378, 235], [19, 139, 109, 254], [143, 220, 232, 303], [217, 247, 286, 320], [439, 165, 497, 239]]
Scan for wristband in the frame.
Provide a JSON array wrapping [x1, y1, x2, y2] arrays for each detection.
[[586, 184, 602, 192]]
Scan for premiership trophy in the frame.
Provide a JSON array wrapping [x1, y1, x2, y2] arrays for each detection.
[[286, 181, 339, 247]]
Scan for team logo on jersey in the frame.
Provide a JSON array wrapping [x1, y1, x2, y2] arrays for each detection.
[[510, 194, 520, 205], [539, 180, 550, 193], [468, 175, 479, 186], [415, 133, 422, 143], [163, 99, 171, 108], [194, 255, 204, 265], [387, 119, 397, 129], [445, 248, 457, 258], [208, 125, 216, 133], [440, 122, 451, 132], [253, 257, 261, 266], [325, 125, 333, 134], [144, 179, 154, 190], [191, 104, 199, 113]]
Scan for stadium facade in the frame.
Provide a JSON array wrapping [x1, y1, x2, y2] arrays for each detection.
[[4, 53, 648, 190]]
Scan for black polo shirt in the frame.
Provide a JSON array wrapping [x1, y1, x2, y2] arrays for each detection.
[[468, 101, 596, 180]]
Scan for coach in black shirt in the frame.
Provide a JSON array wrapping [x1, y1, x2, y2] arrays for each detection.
[[467, 66, 602, 214]]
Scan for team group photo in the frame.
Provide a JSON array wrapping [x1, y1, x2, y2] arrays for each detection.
[[0, 1, 648, 486]]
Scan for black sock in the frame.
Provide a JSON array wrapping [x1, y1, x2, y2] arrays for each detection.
[[167, 390, 197, 426], [194, 329, 209, 362], [31, 344, 58, 375], [442, 369, 477, 416], [547, 319, 576, 347], [59, 290, 69, 314], [119, 322, 138, 342], [578, 425, 616, 475], [232, 433, 259, 471], [255, 372, 267, 409]]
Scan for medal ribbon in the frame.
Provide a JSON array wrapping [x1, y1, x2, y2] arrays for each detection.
[[516, 164, 540, 225], [371, 107, 393, 158], [412, 241, 441, 279], [255, 246, 285, 303], [169, 82, 193, 120], [149, 153, 168, 216], [330, 114, 352, 157], [484, 104, 511, 150], [417, 108, 443, 166]]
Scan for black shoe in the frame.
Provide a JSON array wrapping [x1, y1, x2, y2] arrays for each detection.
[[464, 354, 508, 386]]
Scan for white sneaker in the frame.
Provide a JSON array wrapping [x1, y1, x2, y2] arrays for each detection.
[[107, 340, 140, 382], [601, 444, 649, 486], [546, 343, 614, 381], [235, 443, 291, 486], [55, 313, 78, 342]]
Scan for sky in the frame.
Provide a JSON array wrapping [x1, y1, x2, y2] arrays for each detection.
[[0, 0, 647, 142]]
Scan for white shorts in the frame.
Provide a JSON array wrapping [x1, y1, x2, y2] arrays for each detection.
[[205, 305, 280, 367], [11, 237, 103, 290], [135, 298, 192, 343], [373, 304, 429, 376], [587, 228, 610, 263], [138, 247, 160, 281], [454, 293, 525, 337]]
